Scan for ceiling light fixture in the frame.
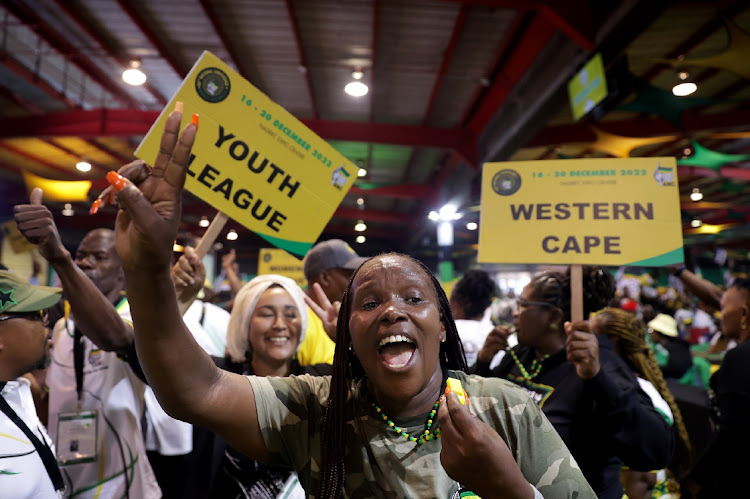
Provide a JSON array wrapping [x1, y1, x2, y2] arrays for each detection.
[[354, 220, 367, 232], [76, 161, 92, 172], [358, 168, 367, 177], [356, 197, 365, 206], [466, 222, 478, 231], [672, 70, 696, 97], [345, 69, 369, 97], [429, 203, 463, 222], [690, 187, 703, 202], [62, 203, 74, 217], [691, 218, 702, 228], [226, 229, 238, 241], [122, 60, 147, 86], [199, 216, 210, 227], [356, 235, 366, 243]]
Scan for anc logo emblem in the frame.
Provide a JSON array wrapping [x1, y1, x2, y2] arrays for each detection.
[[195, 67, 231, 103], [491, 169, 522, 196]]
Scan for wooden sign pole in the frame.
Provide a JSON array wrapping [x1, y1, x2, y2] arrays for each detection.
[[195, 211, 229, 259], [570, 264, 584, 323]]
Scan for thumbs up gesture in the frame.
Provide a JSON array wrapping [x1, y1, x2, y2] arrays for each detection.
[[13, 188, 69, 263], [564, 320, 601, 380]]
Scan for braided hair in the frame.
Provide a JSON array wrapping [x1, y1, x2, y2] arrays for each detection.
[[316, 253, 468, 498], [595, 307, 693, 462], [450, 269, 498, 319], [528, 265, 615, 322]]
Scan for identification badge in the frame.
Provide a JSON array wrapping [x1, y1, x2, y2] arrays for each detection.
[[56, 410, 98, 465]]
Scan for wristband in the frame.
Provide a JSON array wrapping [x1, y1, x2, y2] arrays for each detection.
[[673, 266, 687, 277]]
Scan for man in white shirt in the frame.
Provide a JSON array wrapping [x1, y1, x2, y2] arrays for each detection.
[[0, 269, 65, 498], [14, 189, 160, 499]]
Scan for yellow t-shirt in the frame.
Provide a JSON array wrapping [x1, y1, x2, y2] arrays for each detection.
[[296, 307, 335, 365]]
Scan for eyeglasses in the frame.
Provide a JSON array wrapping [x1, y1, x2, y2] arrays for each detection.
[[517, 298, 556, 309], [0, 311, 48, 325]]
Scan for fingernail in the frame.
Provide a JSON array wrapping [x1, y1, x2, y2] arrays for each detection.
[[191, 113, 199, 128], [445, 386, 451, 395], [440, 395, 446, 404], [175, 101, 184, 113], [106, 171, 128, 192], [89, 198, 102, 215]]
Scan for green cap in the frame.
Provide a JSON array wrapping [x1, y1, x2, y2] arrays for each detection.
[[0, 270, 62, 313]]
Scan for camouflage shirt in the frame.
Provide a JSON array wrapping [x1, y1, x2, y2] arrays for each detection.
[[248, 370, 595, 498]]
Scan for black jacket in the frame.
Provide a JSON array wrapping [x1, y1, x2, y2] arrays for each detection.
[[473, 335, 674, 499]]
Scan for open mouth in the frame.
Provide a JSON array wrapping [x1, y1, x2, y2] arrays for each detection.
[[266, 336, 290, 345], [377, 334, 416, 369]]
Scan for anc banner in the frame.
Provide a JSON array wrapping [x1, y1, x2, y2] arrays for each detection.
[[136, 51, 357, 258], [479, 157, 683, 266]]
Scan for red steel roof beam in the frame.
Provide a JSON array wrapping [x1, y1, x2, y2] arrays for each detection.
[[115, 0, 186, 78], [0, 84, 44, 115], [466, 12, 556, 134], [458, 12, 527, 128], [284, 0, 319, 119], [197, 0, 248, 79], [50, 0, 166, 106], [369, 0, 379, 122], [401, 5, 469, 183], [0, 56, 79, 108], [333, 207, 407, 224], [85, 139, 133, 165], [4, 0, 140, 108], [41, 138, 109, 174], [0, 141, 86, 178]]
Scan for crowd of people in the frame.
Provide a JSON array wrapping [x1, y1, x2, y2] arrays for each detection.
[[0, 105, 747, 498]]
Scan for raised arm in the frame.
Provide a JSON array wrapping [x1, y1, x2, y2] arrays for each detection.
[[111, 107, 268, 462], [221, 249, 244, 296], [13, 189, 133, 353], [672, 267, 722, 310]]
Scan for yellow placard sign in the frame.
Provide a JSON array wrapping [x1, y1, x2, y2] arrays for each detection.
[[257, 248, 306, 288], [1, 220, 36, 254], [135, 51, 357, 257], [479, 158, 684, 266]]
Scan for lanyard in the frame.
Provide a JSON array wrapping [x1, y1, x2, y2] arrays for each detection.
[[0, 382, 66, 493], [73, 328, 85, 403]]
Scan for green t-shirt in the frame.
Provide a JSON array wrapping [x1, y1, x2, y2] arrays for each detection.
[[248, 370, 595, 498]]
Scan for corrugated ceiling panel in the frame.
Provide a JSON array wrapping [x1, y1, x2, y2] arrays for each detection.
[[409, 148, 446, 184], [374, 0, 461, 124], [293, 0, 372, 120], [78, 0, 185, 103], [214, 0, 312, 116], [1, 9, 117, 110], [21, 0, 162, 108], [429, 7, 517, 128]]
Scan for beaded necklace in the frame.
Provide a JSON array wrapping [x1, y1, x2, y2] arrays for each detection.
[[510, 349, 549, 381], [371, 398, 442, 444]]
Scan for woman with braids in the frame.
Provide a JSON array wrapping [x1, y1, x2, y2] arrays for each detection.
[[591, 307, 691, 499], [474, 266, 674, 499], [102, 107, 594, 497]]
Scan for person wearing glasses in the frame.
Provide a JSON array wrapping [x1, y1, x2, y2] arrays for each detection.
[[473, 266, 674, 499], [0, 270, 66, 498], [100, 106, 596, 498]]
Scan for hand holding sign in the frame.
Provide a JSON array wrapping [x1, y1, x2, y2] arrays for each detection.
[[109, 107, 198, 271], [564, 320, 600, 380]]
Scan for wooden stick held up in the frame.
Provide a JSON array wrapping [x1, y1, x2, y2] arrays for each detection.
[[195, 211, 229, 259]]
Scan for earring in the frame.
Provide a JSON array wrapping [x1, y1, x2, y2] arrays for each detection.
[[549, 323, 559, 331], [440, 336, 446, 343]]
